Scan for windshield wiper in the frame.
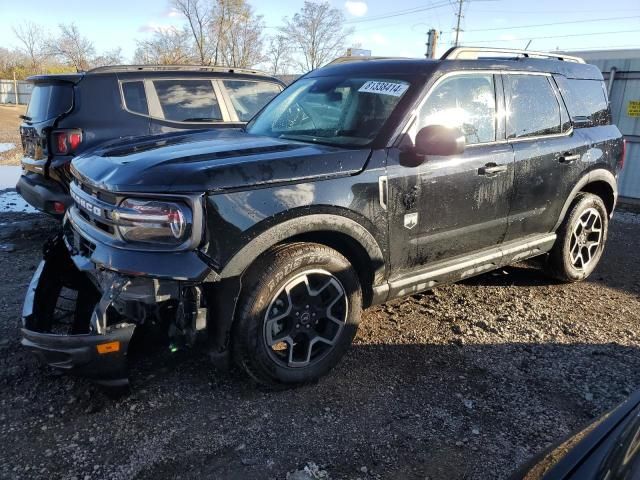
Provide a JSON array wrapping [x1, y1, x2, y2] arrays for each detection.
[[182, 117, 219, 122]]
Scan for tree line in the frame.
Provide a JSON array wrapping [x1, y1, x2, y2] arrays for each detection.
[[1, 0, 352, 80]]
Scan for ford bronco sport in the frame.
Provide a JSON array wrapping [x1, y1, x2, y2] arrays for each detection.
[[16, 65, 284, 216], [21, 47, 625, 388]]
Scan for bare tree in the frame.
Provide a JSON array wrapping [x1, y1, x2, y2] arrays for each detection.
[[218, 0, 265, 68], [47, 23, 96, 71], [265, 34, 291, 75], [281, 1, 352, 72], [92, 48, 123, 68], [134, 28, 194, 65], [172, 0, 212, 65], [13, 21, 46, 72]]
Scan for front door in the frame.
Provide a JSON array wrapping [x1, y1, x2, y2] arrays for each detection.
[[386, 72, 514, 278]]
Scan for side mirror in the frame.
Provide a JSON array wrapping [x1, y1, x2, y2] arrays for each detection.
[[415, 125, 466, 157]]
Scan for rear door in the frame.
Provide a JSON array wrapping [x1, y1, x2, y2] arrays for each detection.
[[503, 73, 585, 241], [20, 81, 73, 177], [145, 78, 236, 134]]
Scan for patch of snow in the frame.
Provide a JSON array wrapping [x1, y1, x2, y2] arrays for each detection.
[[0, 166, 22, 189], [0, 190, 39, 214], [0, 143, 15, 154]]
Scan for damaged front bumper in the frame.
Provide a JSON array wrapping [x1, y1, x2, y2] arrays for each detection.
[[21, 234, 205, 387]]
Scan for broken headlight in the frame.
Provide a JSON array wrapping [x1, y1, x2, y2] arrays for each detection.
[[113, 198, 192, 246]]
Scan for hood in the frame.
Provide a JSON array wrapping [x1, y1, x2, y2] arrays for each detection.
[[71, 129, 371, 193]]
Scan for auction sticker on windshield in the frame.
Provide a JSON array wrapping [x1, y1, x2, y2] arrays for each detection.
[[359, 81, 409, 97]]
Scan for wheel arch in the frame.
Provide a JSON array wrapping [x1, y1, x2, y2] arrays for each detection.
[[219, 214, 386, 305], [553, 169, 618, 231]]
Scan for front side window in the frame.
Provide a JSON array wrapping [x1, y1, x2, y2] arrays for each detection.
[[153, 79, 222, 122], [122, 81, 149, 115], [507, 75, 561, 139], [416, 73, 497, 145], [246, 76, 411, 147], [222, 80, 282, 121]]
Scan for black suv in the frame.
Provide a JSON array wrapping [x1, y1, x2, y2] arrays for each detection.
[[16, 65, 284, 216], [21, 47, 625, 388]]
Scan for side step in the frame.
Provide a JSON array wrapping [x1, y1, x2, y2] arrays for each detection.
[[384, 233, 556, 301]]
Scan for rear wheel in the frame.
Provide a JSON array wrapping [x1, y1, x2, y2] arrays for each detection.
[[546, 193, 608, 282], [232, 243, 362, 388]]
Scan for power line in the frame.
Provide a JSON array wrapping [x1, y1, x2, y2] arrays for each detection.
[[465, 15, 640, 32], [454, 0, 464, 47], [345, 0, 453, 24], [466, 29, 640, 44]]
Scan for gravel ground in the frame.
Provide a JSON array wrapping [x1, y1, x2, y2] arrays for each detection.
[[1, 209, 639, 480]]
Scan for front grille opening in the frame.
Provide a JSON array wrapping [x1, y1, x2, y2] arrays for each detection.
[[30, 270, 101, 335]]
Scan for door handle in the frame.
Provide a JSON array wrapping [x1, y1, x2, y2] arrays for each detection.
[[559, 152, 580, 164], [378, 175, 388, 211], [478, 163, 508, 176]]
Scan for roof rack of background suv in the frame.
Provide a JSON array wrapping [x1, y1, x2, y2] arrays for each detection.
[[84, 64, 267, 75], [441, 47, 586, 64]]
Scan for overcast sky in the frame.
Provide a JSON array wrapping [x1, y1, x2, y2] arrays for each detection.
[[1, 0, 639, 63]]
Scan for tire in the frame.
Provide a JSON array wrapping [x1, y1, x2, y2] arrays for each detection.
[[546, 192, 609, 282], [232, 242, 362, 388]]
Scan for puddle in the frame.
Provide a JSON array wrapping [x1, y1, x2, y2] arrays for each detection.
[[0, 166, 21, 189]]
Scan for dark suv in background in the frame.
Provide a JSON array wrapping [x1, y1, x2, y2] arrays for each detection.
[[21, 47, 624, 389], [16, 66, 284, 216]]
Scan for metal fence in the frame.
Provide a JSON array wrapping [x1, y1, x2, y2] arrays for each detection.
[[0, 80, 33, 105]]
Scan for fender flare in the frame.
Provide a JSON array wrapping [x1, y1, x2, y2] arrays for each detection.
[[553, 169, 618, 231], [219, 214, 386, 284]]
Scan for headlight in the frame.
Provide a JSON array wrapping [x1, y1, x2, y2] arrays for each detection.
[[113, 198, 192, 245]]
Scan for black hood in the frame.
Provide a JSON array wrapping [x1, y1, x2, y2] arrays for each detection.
[[71, 129, 371, 193]]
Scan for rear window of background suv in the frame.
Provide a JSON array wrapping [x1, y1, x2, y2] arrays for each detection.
[[26, 83, 73, 122]]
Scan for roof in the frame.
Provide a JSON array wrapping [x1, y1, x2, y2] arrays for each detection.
[[310, 46, 603, 81], [26, 64, 281, 84]]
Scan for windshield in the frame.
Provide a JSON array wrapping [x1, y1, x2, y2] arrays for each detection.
[[246, 76, 411, 147]]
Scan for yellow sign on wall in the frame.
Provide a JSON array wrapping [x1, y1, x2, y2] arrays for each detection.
[[629, 100, 640, 117]]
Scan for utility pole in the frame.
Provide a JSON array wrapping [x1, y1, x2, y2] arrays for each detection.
[[454, 0, 464, 47], [425, 29, 439, 59]]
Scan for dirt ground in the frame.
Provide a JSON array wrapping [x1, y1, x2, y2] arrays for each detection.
[[0, 104, 26, 166], [1, 209, 640, 480]]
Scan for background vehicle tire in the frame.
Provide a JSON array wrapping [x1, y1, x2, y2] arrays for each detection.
[[232, 242, 362, 388], [546, 192, 609, 282]]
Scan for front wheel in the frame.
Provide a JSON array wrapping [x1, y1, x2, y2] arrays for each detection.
[[546, 192, 609, 282], [232, 243, 362, 388]]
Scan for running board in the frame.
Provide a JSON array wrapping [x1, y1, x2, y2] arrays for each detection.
[[378, 233, 556, 302]]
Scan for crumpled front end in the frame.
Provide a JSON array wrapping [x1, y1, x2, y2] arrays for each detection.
[[21, 235, 207, 387]]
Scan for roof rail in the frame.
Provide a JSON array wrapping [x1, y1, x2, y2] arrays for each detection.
[[84, 64, 269, 76], [441, 46, 586, 64], [328, 56, 408, 65]]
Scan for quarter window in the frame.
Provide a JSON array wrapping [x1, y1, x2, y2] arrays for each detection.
[[153, 79, 222, 122], [222, 80, 282, 121], [554, 76, 609, 126], [121, 81, 149, 116], [507, 75, 561, 138], [416, 74, 497, 145]]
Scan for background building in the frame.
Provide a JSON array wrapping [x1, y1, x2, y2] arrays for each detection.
[[565, 49, 640, 202]]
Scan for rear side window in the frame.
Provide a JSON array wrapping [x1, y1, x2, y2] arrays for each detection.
[[222, 80, 282, 121], [506, 75, 561, 139], [554, 76, 609, 127], [153, 79, 222, 122], [26, 83, 72, 122], [122, 81, 149, 115]]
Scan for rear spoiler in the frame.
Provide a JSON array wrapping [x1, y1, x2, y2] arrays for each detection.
[[26, 73, 84, 84]]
